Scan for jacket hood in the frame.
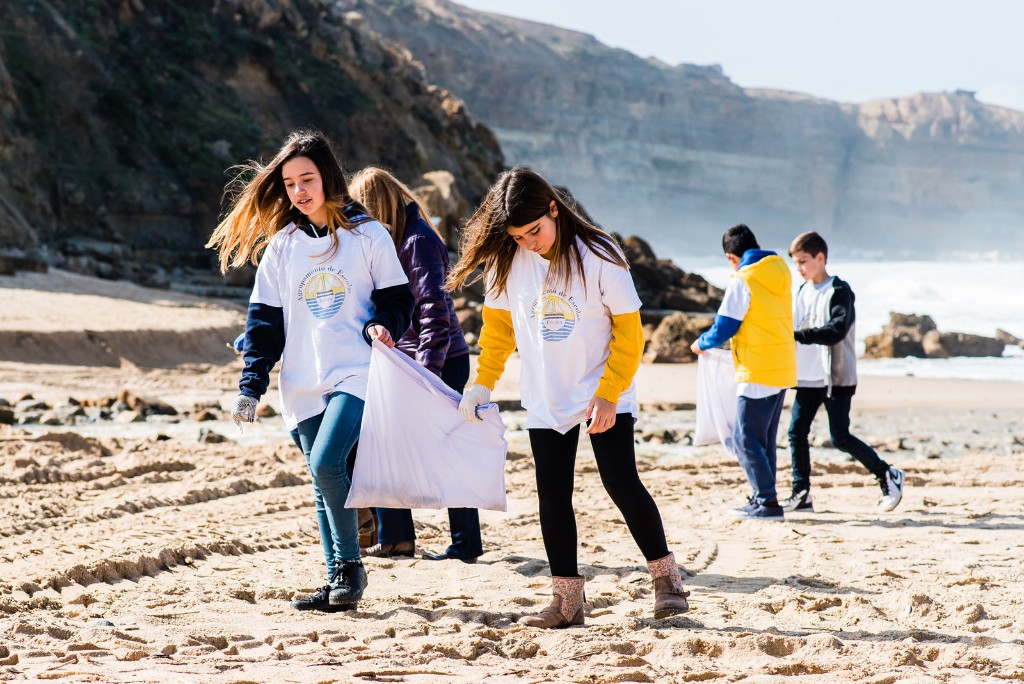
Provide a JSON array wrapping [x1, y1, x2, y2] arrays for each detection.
[[738, 250, 790, 295]]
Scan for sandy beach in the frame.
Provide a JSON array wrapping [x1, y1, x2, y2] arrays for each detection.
[[1, 270, 1023, 683]]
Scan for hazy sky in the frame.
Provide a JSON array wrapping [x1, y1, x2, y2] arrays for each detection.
[[457, 0, 1024, 111]]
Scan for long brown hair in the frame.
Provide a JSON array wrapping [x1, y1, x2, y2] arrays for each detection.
[[447, 167, 627, 296], [207, 129, 368, 273], [349, 167, 434, 248]]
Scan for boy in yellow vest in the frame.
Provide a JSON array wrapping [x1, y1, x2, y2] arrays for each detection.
[[691, 224, 797, 520]]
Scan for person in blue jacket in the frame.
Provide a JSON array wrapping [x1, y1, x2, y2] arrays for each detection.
[[350, 166, 483, 563], [207, 131, 414, 612]]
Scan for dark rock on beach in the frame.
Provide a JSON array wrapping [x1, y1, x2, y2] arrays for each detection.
[[864, 313, 1009, 359]]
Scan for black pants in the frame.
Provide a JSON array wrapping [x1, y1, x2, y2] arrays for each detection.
[[788, 386, 889, 493], [528, 413, 670, 578]]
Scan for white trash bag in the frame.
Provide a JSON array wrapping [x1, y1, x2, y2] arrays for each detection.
[[694, 348, 737, 455], [345, 340, 508, 512]]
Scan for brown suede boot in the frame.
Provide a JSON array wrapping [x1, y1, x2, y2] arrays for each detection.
[[648, 552, 690, 618], [357, 508, 377, 549], [518, 576, 585, 629]]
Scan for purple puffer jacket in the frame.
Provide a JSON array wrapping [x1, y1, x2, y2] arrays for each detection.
[[395, 203, 469, 375]]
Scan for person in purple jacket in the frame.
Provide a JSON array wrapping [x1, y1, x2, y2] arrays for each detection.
[[350, 167, 483, 563]]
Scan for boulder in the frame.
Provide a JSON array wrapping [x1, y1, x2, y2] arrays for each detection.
[[864, 313, 937, 358], [866, 312, 1007, 358], [644, 312, 715, 363], [621, 239, 723, 313], [115, 389, 178, 416], [935, 332, 1007, 358], [921, 330, 947, 358], [995, 329, 1023, 347], [411, 170, 470, 250], [621, 235, 657, 262]]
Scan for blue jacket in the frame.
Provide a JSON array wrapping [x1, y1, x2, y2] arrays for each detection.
[[395, 203, 469, 375]]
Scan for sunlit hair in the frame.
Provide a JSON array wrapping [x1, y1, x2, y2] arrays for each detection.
[[447, 167, 627, 296], [207, 129, 369, 273], [349, 167, 435, 248], [789, 230, 828, 260]]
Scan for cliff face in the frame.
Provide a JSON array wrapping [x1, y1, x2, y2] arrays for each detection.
[[0, 0, 502, 273], [342, 0, 1024, 256]]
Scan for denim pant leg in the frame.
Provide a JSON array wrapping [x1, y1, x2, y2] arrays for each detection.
[[447, 507, 483, 557], [733, 392, 784, 505], [767, 389, 785, 485], [291, 425, 335, 579], [376, 508, 416, 544], [824, 391, 889, 478], [787, 388, 824, 493], [300, 391, 364, 569]]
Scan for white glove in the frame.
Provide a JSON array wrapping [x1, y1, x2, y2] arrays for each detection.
[[458, 384, 492, 423], [231, 394, 259, 426]]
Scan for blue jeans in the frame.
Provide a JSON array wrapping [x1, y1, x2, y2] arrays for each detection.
[[788, 386, 889, 493], [733, 391, 786, 506], [290, 391, 364, 578], [374, 353, 483, 558]]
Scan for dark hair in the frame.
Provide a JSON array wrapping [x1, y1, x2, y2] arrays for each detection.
[[207, 129, 369, 272], [448, 167, 627, 295], [789, 231, 828, 260], [722, 224, 760, 258]]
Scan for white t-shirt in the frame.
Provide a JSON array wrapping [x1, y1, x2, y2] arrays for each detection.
[[717, 277, 783, 400], [794, 277, 834, 386], [250, 221, 408, 428], [484, 240, 641, 433]]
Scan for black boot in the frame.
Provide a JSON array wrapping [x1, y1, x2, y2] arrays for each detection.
[[328, 559, 367, 608], [291, 584, 353, 613]]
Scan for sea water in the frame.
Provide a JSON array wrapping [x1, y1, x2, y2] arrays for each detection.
[[684, 257, 1024, 382]]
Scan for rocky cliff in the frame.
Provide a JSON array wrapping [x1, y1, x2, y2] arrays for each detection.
[[341, 0, 1024, 257], [0, 0, 502, 280]]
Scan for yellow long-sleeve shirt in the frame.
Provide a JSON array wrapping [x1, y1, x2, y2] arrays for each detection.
[[473, 305, 644, 405]]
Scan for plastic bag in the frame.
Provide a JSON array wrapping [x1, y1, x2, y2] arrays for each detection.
[[694, 348, 737, 455], [345, 340, 508, 512]]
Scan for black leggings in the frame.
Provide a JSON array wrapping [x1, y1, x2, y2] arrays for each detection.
[[528, 413, 670, 577]]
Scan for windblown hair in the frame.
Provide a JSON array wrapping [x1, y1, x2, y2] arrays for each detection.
[[789, 230, 828, 260], [722, 223, 760, 258], [349, 167, 435, 248], [447, 167, 627, 296], [207, 129, 368, 272]]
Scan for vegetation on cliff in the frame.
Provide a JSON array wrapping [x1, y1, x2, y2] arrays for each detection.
[[0, 0, 502, 280]]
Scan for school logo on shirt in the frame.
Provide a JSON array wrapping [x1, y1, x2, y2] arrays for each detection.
[[531, 292, 580, 342], [298, 267, 351, 320]]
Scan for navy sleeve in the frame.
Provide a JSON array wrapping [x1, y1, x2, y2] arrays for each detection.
[[794, 287, 855, 346], [362, 283, 415, 345], [239, 303, 285, 399]]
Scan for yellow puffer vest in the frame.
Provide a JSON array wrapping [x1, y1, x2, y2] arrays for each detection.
[[731, 254, 797, 387]]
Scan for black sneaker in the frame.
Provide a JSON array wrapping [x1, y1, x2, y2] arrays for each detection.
[[328, 559, 367, 607], [291, 585, 353, 613], [781, 489, 815, 512]]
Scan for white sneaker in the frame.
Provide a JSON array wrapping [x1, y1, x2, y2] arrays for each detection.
[[781, 489, 814, 512], [879, 467, 905, 511]]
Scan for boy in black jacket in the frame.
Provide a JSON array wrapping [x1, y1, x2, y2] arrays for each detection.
[[784, 231, 905, 513]]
